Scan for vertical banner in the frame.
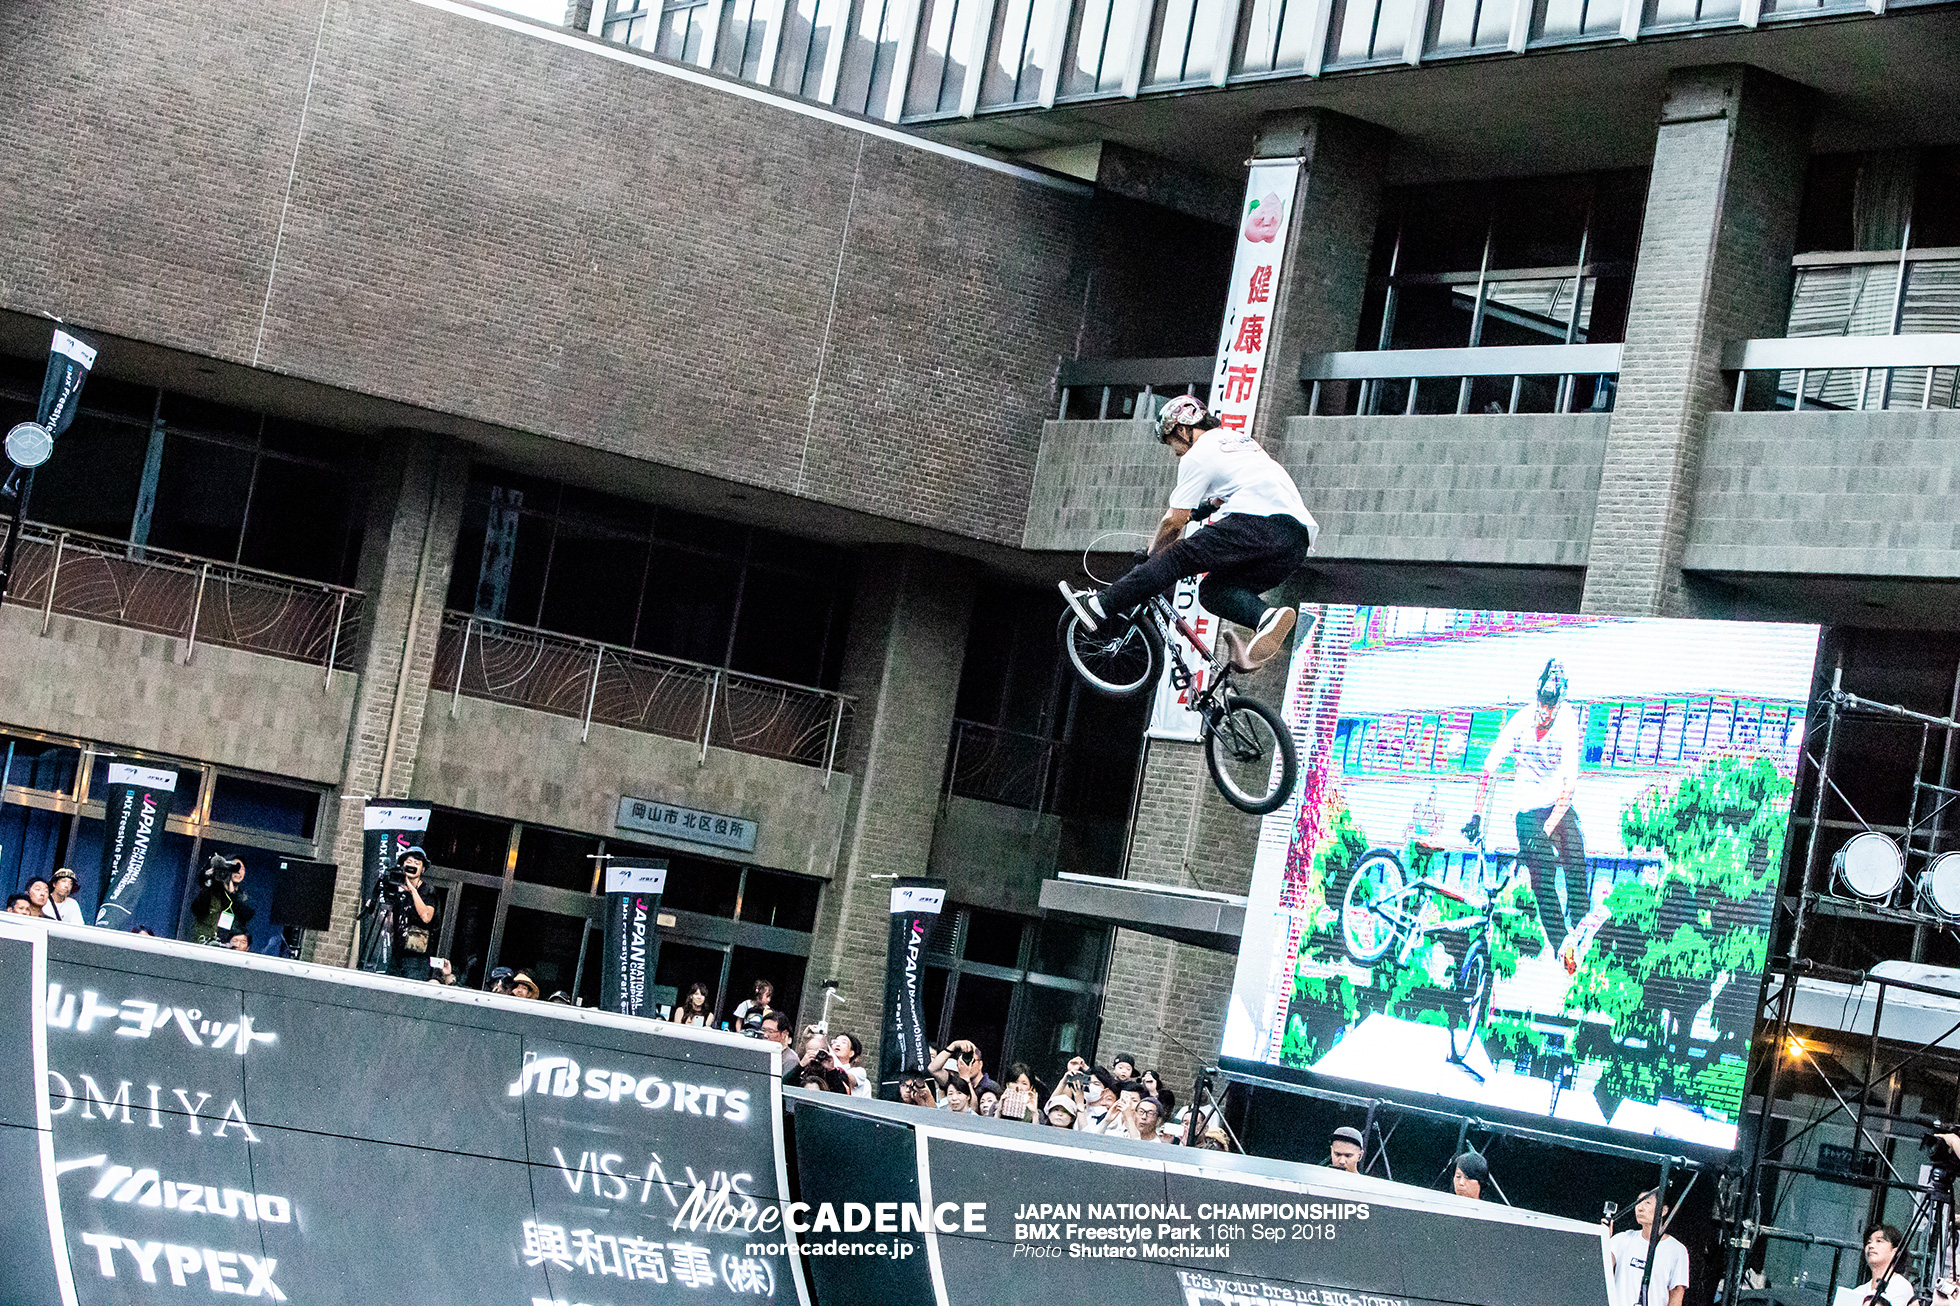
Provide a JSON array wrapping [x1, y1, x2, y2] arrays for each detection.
[[38, 329, 99, 437], [1211, 160, 1301, 434], [600, 858, 668, 1018], [1144, 161, 1306, 743], [878, 877, 946, 1096], [360, 801, 433, 904], [93, 763, 180, 929]]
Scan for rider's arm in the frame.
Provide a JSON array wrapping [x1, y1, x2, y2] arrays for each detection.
[[1149, 507, 1193, 556], [1471, 710, 1523, 817]]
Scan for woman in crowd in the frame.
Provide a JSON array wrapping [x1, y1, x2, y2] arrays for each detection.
[[829, 1031, 873, 1097], [978, 1088, 1001, 1117], [1141, 1070, 1176, 1119], [669, 982, 714, 1026], [733, 979, 773, 1033], [942, 1078, 976, 1113], [998, 1062, 1048, 1123], [1043, 1096, 1079, 1128]]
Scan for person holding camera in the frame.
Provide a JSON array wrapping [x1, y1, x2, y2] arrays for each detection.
[[190, 856, 253, 946], [361, 845, 438, 980], [929, 1039, 1001, 1099], [898, 1072, 941, 1109], [1607, 1189, 1691, 1306]]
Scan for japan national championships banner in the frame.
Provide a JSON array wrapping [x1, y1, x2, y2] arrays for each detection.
[[93, 764, 179, 929], [1222, 606, 1821, 1149], [601, 859, 668, 1019], [879, 878, 945, 1095]]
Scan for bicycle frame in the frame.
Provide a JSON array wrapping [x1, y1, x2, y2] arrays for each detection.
[[1145, 592, 1231, 715], [1364, 845, 1527, 967]]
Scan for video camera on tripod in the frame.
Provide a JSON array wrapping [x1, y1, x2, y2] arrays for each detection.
[[200, 853, 244, 886]]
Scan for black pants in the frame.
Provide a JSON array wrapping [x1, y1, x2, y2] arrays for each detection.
[[1098, 513, 1313, 630], [1515, 806, 1588, 951]]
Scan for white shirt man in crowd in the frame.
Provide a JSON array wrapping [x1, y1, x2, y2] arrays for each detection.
[[1608, 1189, 1691, 1306], [42, 868, 85, 925]]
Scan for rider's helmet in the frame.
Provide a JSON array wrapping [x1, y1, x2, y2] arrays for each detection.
[[1156, 394, 1214, 443], [1537, 658, 1568, 709]]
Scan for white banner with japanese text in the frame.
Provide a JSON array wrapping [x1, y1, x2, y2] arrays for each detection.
[[1148, 161, 1302, 744]]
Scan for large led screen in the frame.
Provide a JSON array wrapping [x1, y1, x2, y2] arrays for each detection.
[[1223, 607, 1822, 1148]]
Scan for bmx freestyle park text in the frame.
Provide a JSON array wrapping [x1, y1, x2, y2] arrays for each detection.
[[1223, 604, 1822, 1151]]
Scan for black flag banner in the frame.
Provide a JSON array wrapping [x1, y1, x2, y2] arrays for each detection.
[[878, 877, 946, 1097], [600, 859, 668, 1018], [360, 801, 432, 902], [93, 763, 179, 929]]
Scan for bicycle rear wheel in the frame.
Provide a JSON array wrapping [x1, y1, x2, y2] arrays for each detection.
[[1062, 609, 1161, 698], [1340, 851, 1405, 964], [1449, 940, 1491, 1062], [1203, 693, 1297, 815]]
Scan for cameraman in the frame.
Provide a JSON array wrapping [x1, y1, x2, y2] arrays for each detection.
[[388, 846, 437, 981], [190, 856, 253, 946]]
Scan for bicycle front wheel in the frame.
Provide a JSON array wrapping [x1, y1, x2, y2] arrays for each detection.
[[1340, 851, 1405, 964], [1062, 609, 1161, 698], [1204, 693, 1297, 815]]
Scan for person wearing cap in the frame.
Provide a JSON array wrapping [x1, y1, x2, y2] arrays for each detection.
[[43, 868, 85, 925], [1328, 1126, 1365, 1173], [510, 971, 541, 1000], [486, 966, 516, 995], [386, 845, 438, 981], [1044, 1096, 1080, 1128], [1452, 1151, 1491, 1201]]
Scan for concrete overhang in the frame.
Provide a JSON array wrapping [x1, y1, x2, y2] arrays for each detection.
[[1038, 871, 1246, 951]]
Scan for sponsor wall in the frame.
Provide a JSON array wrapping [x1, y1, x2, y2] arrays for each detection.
[[1223, 606, 1822, 1148], [0, 917, 804, 1305]]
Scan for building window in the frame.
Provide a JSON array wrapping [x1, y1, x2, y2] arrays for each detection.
[[445, 467, 855, 690], [921, 904, 1109, 1084], [0, 727, 326, 949], [418, 808, 823, 1017], [0, 360, 366, 585], [1348, 170, 1647, 415]]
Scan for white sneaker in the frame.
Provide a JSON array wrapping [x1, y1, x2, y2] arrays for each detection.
[[1243, 607, 1298, 668], [1058, 581, 1103, 632]]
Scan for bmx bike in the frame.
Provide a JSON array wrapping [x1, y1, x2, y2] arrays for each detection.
[[1335, 834, 1529, 1071], [1060, 585, 1300, 816]]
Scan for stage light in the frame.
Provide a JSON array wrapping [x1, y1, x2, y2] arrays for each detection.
[[1833, 831, 1904, 900], [1923, 852, 1960, 919]]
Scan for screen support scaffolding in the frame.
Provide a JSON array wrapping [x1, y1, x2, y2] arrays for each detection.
[[1725, 654, 1960, 1304]]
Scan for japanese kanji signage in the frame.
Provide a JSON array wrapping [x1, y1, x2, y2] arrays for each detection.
[[617, 796, 758, 854], [1210, 160, 1299, 435], [1147, 572, 1218, 743], [0, 913, 806, 1304]]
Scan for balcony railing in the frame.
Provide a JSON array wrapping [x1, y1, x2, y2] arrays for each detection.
[[1056, 356, 1211, 422], [433, 612, 854, 777], [1301, 343, 1622, 416], [1, 523, 363, 683], [1726, 334, 1960, 412], [945, 719, 1062, 811]]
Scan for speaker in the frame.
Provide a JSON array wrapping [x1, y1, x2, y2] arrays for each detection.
[[268, 858, 338, 931]]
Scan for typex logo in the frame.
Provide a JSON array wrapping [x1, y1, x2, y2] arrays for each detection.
[[508, 1054, 751, 1123]]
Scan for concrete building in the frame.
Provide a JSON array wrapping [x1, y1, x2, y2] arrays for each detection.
[[1, 0, 1958, 1275]]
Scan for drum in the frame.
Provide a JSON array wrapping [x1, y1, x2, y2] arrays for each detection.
[[1833, 830, 1904, 899], [1924, 850, 1960, 918]]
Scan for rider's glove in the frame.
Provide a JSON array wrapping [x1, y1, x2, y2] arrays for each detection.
[[1191, 499, 1220, 522], [1460, 815, 1482, 844], [1130, 549, 1151, 567]]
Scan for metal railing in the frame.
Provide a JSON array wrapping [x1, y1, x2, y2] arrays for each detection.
[[1, 523, 363, 684], [1300, 343, 1623, 416], [945, 719, 1062, 812], [434, 612, 854, 777], [1727, 334, 1960, 413], [1055, 356, 1212, 423]]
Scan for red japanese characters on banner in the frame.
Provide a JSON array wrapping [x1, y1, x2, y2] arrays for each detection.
[[1149, 161, 1302, 744]]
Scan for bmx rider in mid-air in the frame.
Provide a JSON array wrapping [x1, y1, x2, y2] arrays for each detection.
[[1059, 395, 1318, 672], [1463, 658, 1598, 972]]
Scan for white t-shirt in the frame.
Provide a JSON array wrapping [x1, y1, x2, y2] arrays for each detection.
[[1168, 429, 1318, 546], [44, 898, 85, 926], [1486, 703, 1581, 814], [1610, 1230, 1690, 1306], [1834, 1276, 1914, 1306]]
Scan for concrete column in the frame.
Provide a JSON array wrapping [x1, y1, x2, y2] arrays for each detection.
[[313, 434, 471, 965], [1580, 66, 1812, 617], [1094, 651, 1287, 1093], [1249, 110, 1389, 439], [805, 546, 974, 1070]]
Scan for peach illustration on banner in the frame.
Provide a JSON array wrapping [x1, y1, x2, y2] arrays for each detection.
[[1243, 193, 1283, 243]]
